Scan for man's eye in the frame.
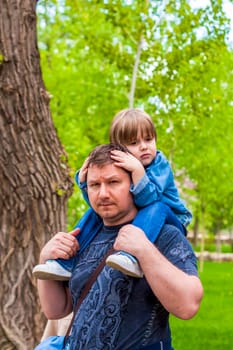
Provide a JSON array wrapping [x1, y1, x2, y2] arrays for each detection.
[[88, 183, 99, 189], [110, 180, 118, 184]]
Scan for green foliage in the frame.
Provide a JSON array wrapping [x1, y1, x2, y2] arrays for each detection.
[[194, 243, 233, 253], [170, 262, 233, 349], [37, 0, 233, 232], [0, 52, 3, 64]]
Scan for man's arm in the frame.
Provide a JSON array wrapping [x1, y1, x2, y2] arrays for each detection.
[[37, 279, 72, 320], [113, 224, 203, 320], [36, 229, 79, 319]]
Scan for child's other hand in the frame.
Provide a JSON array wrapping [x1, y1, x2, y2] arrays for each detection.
[[79, 157, 89, 183]]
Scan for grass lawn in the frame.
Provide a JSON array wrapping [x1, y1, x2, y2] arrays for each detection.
[[170, 261, 233, 349]]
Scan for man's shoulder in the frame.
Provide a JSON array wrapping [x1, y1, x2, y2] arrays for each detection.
[[157, 224, 181, 242], [156, 224, 197, 268]]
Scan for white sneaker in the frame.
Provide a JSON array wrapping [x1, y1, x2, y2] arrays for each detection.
[[32, 260, 71, 281], [106, 252, 143, 278]]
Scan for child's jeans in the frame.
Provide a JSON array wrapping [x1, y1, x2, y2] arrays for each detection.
[[57, 202, 186, 272], [133, 201, 186, 241]]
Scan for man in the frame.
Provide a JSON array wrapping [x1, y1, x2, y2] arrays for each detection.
[[37, 144, 203, 350]]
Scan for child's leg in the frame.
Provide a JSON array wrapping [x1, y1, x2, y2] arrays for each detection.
[[32, 208, 103, 280], [106, 202, 185, 278], [132, 201, 186, 243], [75, 208, 103, 254]]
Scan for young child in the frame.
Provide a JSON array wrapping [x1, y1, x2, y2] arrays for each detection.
[[33, 108, 192, 279]]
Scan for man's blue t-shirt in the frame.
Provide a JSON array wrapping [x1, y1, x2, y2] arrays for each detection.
[[68, 224, 198, 350]]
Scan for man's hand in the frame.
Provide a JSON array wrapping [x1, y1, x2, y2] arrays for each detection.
[[111, 150, 145, 185], [113, 224, 150, 258], [39, 228, 80, 264]]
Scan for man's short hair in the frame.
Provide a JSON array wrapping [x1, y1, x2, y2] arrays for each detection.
[[87, 143, 128, 167]]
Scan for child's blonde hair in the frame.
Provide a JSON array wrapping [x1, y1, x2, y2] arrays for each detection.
[[110, 108, 157, 145]]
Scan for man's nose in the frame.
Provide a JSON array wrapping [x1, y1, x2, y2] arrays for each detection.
[[98, 184, 109, 197]]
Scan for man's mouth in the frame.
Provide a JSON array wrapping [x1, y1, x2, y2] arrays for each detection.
[[98, 202, 114, 207]]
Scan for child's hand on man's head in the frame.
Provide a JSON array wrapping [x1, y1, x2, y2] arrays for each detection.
[[110, 150, 145, 183]]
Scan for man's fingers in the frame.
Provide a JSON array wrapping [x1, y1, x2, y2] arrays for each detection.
[[69, 227, 81, 236]]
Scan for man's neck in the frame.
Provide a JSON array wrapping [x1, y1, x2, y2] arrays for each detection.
[[103, 210, 137, 226]]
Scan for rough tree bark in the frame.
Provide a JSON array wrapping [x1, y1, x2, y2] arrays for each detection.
[[0, 1, 73, 349]]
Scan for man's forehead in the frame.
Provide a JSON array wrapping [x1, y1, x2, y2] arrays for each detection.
[[87, 163, 128, 180]]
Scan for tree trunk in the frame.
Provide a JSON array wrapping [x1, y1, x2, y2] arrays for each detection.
[[0, 1, 73, 349], [193, 215, 199, 246]]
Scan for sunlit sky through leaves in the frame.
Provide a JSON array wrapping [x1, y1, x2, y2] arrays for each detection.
[[190, 0, 233, 43]]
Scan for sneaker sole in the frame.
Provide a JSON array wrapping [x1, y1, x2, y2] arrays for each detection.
[[106, 260, 143, 278], [32, 270, 70, 281]]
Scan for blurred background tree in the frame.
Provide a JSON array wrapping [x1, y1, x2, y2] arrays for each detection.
[[0, 0, 73, 348]]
